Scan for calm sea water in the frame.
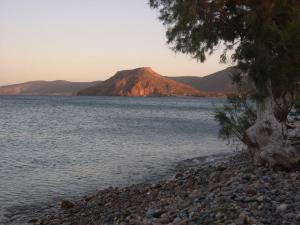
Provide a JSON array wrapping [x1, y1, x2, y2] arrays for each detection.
[[0, 96, 228, 224]]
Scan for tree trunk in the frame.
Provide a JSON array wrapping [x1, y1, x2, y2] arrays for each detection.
[[244, 95, 300, 170]]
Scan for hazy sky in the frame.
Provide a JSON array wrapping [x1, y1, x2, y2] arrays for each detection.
[[0, 0, 229, 85]]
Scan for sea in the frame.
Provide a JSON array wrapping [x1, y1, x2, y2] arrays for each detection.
[[0, 96, 229, 224]]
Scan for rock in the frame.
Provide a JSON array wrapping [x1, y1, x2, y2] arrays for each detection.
[[245, 186, 257, 196], [276, 203, 288, 213], [173, 217, 182, 224], [175, 173, 183, 179], [61, 199, 75, 209], [189, 211, 200, 220], [284, 212, 295, 220], [216, 165, 227, 171], [235, 212, 247, 225], [178, 219, 189, 225], [28, 218, 38, 223], [256, 195, 264, 202], [146, 208, 165, 218], [188, 190, 202, 199], [215, 212, 224, 219]]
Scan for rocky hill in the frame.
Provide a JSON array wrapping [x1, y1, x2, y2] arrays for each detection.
[[77, 67, 208, 97], [169, 67, 239, 95], [0, 67, 238, 97], [0, 80, 102, 96]]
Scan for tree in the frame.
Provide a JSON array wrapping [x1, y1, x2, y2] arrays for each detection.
[[214, 74, 256, 145], [150, 0, 300, 170]]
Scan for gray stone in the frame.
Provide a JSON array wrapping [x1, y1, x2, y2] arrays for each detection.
[[61, 200, 75, 209], [235, 212, 247, 225], [276, 203, 288, 213], [146, 208, 165, 218]]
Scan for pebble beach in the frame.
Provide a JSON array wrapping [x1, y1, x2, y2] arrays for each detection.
[[30, 152, 300, 225]]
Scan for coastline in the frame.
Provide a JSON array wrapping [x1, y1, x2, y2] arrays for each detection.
[[26, 151, 300, 225], [1, 96, 229, 225]]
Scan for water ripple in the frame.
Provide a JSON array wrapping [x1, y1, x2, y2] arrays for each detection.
[[0, 96, 228, 224]]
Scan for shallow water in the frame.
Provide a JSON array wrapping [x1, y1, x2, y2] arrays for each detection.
[[0, 96, 228, 224]]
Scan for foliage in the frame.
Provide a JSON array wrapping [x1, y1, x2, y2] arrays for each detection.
[[215, 71, 256, 144], [215, 93, 256, 144], [150, 0, 300, 143], [149, 0, 300, 100]]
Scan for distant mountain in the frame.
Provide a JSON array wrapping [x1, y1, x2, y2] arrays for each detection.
[[77, 67, 208, 97], [169, 67, 239, 95], [0, 67, 238, 97], [0, 80, 102, 96]]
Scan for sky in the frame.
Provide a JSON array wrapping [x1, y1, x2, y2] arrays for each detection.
[[0, 0, 229, 86]]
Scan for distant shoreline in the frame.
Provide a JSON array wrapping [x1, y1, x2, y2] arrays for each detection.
[[0, 67, 237, 97], [0, 95, 228, 98]]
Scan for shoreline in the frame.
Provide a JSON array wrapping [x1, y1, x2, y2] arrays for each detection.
[[26, 151, 300, 225], [4, 153, 230, 225]]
